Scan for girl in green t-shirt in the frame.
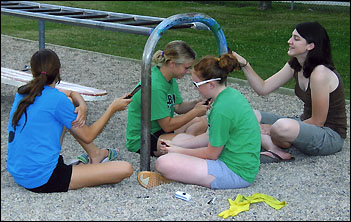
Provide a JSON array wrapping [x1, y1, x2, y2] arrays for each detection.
[[138, 53, 261, 190], [126, 40, 210, 157]]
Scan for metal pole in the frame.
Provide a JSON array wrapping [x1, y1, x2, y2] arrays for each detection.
[[140, 13, 228, 171], [38, 20, 45, 49]]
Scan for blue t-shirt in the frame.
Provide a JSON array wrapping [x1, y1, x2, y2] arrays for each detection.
[[7, 86, 77, 188]]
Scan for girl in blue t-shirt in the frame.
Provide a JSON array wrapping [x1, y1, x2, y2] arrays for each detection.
[[7, 49, 133, 193]]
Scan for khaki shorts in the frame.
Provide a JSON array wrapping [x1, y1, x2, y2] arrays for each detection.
[[259, 111, 344, 156]]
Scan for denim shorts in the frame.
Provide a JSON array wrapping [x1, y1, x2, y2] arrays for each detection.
[[26, 155, 72, 193], [206, 159, 252, 190], [260, 111, 344, 156]]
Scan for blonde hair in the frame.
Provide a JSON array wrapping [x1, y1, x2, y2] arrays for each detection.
[[152, 40, 196, 66]]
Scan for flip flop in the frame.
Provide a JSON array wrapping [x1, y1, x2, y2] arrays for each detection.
[[101, 148, 119, 163], [137, 171, 172, 189], [67, 148, 119, 165], [67, 153, 90, 165], [260, 150, 295, 164]]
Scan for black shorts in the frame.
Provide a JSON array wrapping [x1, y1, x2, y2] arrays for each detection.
[[136, 129, 173, 157], [26, 155, 72, 193]]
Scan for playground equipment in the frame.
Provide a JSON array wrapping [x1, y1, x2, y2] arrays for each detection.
[[1, 1, 229, 170]]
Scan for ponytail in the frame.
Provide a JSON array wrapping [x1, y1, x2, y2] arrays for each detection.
[[12, 49, 61, 131]]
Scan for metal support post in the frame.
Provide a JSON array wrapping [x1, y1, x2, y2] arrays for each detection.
[[38, 20, 45, 49], [140, 13, 228, 171]]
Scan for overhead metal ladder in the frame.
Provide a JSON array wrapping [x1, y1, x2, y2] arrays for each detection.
[[1, 1, 209, 39]]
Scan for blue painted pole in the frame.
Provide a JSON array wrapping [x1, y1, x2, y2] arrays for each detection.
[[140, 13, 228, 171]]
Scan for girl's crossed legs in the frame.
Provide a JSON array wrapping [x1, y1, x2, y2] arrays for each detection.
[[155, 153, 251, 189]]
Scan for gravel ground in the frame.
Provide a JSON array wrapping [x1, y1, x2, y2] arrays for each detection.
[[1, 35, 350, 221]]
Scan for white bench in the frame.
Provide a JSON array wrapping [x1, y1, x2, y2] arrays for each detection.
[[1, 67, 108, 101]]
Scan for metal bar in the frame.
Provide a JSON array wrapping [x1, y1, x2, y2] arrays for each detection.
[[68, 14, 108, 19], [140, 13, 227, 171], [26, 1, 164, 23], [38, 19, 44, 49], [93, 17, 135, 22], [1, 7, 154, 36], [47, 11, 84, 16], [1, 2, 20, 6], [123, 20, 161, 26], [1, 1, 209, 34], [3, 5, 39, 9], [22, 8, 62, 13]]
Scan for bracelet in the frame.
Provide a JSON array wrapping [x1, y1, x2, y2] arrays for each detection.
[[240, 60, 248, 68]]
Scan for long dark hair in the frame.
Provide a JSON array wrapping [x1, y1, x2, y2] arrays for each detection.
[[288, 21, 335, 78], [12, 49, 61, 131]]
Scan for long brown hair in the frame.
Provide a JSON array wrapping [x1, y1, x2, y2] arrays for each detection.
[[193, 53, 240, 83], [12, 49, 61, 131]]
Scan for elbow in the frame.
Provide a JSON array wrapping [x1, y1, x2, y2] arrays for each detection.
[[316, 121, 325, 127], [206, 152, 220, 160], [162, 126, 174, 133], [70, 126, 95, 144], [78, 132, 94, 144], [309, 117, 326, 127], [80, 136, 94, 144], [256, 90, 269, 96], [160, 123, 174, 133]]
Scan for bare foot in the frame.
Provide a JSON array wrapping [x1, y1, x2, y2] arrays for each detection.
[[89, 149, 109, 164]]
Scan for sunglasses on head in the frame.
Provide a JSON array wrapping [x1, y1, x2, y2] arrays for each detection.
[[192, 78, 221, 88]]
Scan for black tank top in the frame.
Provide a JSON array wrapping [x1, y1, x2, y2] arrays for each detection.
[[294, 71, 347, 139]]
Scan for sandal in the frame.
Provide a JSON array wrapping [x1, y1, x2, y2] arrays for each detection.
[[101, 148, 119, 163], [260, 150, 295, 164], [67, 153, 89, 165], [137, 171, 172, 189], [67, 148, 118, 165]]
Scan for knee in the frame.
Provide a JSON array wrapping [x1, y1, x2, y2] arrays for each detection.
[[199, 116, 208, 127], [270, 119, 293, 138], [194, 116, 208, 133], [118, 161, 133, 178], [155, 155, 172, 174]]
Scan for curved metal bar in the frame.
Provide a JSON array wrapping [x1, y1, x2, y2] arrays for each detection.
[[140, 13, 228, 170]]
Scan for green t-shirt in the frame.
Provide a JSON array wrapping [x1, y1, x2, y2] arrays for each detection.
[[126, 66, 183, 152], [208, 87, 261, 183]]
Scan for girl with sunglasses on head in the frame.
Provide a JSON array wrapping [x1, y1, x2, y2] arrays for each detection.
[[126, 40, 210, 158], [137, 53, 261, 190], [232, 22, 347, 163], [7, 49, 133, 193]]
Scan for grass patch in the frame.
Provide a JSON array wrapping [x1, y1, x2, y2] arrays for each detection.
[[1, 1, 349, 99]]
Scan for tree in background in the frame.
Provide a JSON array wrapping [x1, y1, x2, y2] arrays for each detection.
[[258, 1, 272, 10]]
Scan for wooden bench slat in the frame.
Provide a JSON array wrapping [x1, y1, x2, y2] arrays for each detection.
[[1, 67, 107, 101]]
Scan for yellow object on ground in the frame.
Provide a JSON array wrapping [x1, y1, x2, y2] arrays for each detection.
[[218, 193, 286, 219]]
